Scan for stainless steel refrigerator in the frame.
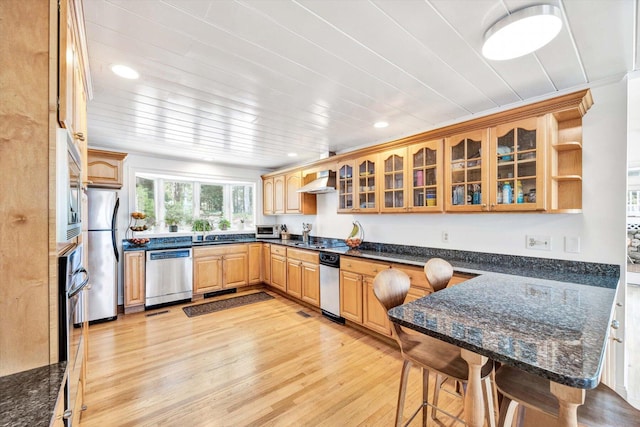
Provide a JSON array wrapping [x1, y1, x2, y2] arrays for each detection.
[[86, 188, 119, 322]]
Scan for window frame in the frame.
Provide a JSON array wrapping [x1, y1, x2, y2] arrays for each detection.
[[132, 170, 256, 233]]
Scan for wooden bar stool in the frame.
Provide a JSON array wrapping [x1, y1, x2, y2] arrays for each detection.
[[373, 268, 496, 427], [495, 365, 640, 426]]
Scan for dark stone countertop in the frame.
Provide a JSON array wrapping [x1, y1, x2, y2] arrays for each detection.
[[0, 362, 66, 427], [388, 272, 617, 389]]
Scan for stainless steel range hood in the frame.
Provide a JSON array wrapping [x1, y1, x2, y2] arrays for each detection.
[[297, 170, 336, 194]]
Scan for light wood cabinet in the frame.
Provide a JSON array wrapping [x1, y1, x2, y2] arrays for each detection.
[[270, 245, 287, 292], [408, 139, 444, 212], [124, 251, 145, 313], [248, 243, 262, 284], [337, 154, 379, 213], [263, 171, 317, 215], [489, 117, 547, 212], [59, 0, 90, 150], [445, 117, 549, 213], [274, 175, 285, 214], [263, 178, 274, 215], [193, 252, 223, 294], [363, 276, 391, 335], [192, 245, 248, 297], [548, 114, 584, 212], [87, 149, 127, 189], [339, 270, 363, 323], [340, 257, 391, 333], [380, 147, 408, 213], [287, 247, 320, 306], [262, 243, 271, 284], [445, 129, 490, 212], [286, 258, 303, 299]]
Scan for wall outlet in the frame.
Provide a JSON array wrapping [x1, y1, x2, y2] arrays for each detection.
[[565, 236, 581, 253], [526, 235, 551, 251], [442, 231, 449, 243]]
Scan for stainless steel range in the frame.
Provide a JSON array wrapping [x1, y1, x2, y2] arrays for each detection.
[[319, 251, 345, 324]]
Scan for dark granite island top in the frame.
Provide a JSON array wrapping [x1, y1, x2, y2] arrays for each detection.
[[388, 272, 618, 427], [0, 362, 66, 427]]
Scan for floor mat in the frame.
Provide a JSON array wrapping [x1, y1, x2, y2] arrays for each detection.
[[182, 292, 274, 317]]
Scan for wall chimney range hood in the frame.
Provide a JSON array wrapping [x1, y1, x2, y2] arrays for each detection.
[[297, 170, 336, 194]]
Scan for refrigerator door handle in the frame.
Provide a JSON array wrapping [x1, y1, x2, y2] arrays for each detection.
[[111, 197, 120, 262]]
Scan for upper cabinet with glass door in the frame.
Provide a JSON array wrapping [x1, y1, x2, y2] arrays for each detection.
[[408, 140, 444, 212], [380, 148, 407, 213], [337, 155, 378, 213], [445, 130, 489, 212], [490, 117, 546, 211]]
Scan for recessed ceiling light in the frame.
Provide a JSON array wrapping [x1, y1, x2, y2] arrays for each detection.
[[287, 152, 298, 157], [482, 5, 562, 61], [374, 121, 389, 128], [111, 64, 140, 79], [203, 157, 213, 161]]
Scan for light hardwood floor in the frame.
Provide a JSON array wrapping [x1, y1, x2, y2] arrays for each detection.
[[81, 289, 469, 426]]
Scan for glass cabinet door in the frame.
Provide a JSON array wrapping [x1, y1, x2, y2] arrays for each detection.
[[337, 162, 354, 212], [491, 117, 545, 211], [381, 148, 407, 212], [357, 156, 377, 211], [445, 130, 488, 211], [408, 139, 443, 211]]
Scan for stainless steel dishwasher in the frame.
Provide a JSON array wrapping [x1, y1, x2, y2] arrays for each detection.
[[319, 251, 345, 324], [146, 248, 193, 307]]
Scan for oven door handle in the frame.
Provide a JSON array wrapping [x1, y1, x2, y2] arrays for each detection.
[[68, 267, 90, 298]]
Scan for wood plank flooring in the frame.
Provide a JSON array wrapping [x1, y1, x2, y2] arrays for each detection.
[[81, 289, 468, 426]]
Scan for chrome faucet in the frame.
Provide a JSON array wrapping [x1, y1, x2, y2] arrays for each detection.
[[302, 223, 312, 243]]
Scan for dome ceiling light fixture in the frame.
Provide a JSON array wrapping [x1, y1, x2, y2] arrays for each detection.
[[482, 4, 563, 61]]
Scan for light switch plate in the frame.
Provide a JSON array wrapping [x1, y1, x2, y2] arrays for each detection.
[[526, 235, 551, 251]]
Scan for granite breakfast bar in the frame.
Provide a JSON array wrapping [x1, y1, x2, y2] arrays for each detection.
[[388, 269, 619, 427]]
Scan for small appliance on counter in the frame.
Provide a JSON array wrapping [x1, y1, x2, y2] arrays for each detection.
[[255, 224, 281, 239]]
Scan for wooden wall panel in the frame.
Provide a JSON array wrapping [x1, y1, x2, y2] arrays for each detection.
[[0, 0, 55, 375]]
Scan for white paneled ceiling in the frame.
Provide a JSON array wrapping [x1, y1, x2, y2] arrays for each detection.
[[83, 0, 639, 169]]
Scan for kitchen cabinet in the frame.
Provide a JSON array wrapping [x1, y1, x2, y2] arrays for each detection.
[[548, 114, 584, 212], [340, 271, 363, 323], [270, 245, 287, 292], [59, 0, 90, 150], [445, 128, 490, 212], [380, 148, 408, 213], [489, 117, 546, 211], [445, 117, 548, 212], [287, 248, 320, 307], [274, 175, 285, 214], [193, 250, 223, 295], [192, 245, 248, 297], [340, 257, 390, 334], [124, 251, 145, 313], [248, 243, 262, 285], [263, 178, 274, 215], [337, 154, 379, 213], [408, 139, 444, 212], [262, 243, 271, 284], [87, 149, 127, 189], [263, 170, 317, 215]]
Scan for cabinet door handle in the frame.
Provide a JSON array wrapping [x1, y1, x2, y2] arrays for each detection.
[[63, 410, 73, 420], [74, 132, 85, 141], [612, 337, 623, 343]]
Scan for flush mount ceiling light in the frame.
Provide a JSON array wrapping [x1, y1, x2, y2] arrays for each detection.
[[482, 4, 562, 61], [111, 64, 139, 79], [287, 152, 298, 157], [374, 121, 389, 128]]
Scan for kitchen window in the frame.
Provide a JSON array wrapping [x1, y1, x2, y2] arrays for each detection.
[[135, 173, 255, 232]]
